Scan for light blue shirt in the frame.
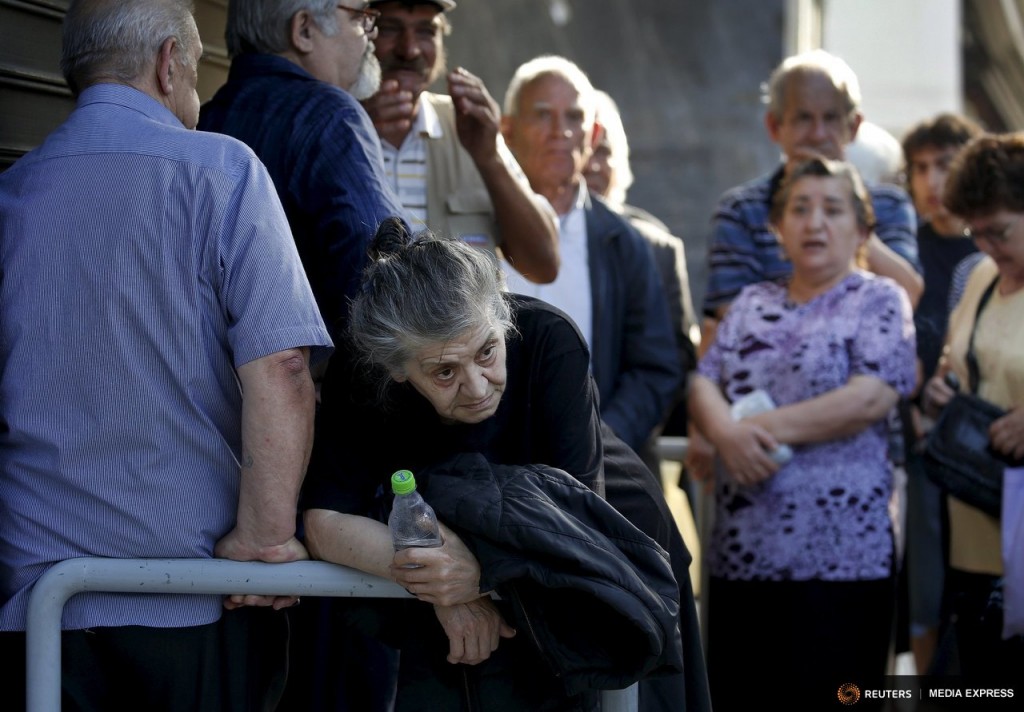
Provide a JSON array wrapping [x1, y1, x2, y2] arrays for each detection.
[[0, 84, 332, 630]]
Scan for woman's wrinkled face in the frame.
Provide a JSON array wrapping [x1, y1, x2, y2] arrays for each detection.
[[394, 323, 507, 424], [775, 174, 867, 283]]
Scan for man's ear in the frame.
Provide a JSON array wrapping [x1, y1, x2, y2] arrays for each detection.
[[499, 115, 514, 145], [764, 109, 781, 143], [156, 36, 178, 96], [847, 111, 864, 143], [289, 10, 317, 53]]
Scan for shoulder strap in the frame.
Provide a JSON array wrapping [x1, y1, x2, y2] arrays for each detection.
[[966, 276, 1000, 394]]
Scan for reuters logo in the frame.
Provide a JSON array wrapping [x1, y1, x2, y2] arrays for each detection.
[[838, 682, 861, 705]]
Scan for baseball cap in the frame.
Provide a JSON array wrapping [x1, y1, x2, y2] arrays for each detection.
[[368, 0, 456, 11]]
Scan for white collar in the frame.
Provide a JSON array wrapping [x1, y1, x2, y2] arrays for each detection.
[[414, 93, 444, 140]]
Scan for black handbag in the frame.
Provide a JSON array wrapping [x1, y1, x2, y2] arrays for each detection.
[[924, 390, 1011, 517], [923, 276, 1022, 517]]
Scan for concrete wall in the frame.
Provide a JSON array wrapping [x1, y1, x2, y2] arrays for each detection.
[[13, 1, 972, 309], [440, 0, 786, 310], [1, 0, 789, 310], [0, 0, 74, 170], [822, 0, 962, 140]]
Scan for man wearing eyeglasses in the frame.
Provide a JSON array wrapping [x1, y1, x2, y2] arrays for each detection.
[[198, 0, 408, 341], [361, 0, 559, 283]]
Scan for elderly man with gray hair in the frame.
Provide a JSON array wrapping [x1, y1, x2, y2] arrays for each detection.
[[701, 49, 922, 347], [199, 0, 408, 339], [0, 0, 333, 708], [500, 59, 710, 712], [500, 55, 681, 461]]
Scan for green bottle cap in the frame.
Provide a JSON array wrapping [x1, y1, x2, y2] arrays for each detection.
[[391, 469, 416, 495]]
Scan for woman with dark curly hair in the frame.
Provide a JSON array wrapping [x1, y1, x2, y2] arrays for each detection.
[[922, 132, 1024, 683]]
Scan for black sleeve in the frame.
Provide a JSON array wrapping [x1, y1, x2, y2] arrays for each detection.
[[300, 346, 388, 516], [516, 299, 605, 496]]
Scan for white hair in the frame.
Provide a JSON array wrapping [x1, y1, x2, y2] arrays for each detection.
[[226, 0, 339, 57], [502, 54, 596, 123], [61, 0, 197, 96], [763, 49, 862, 122], [592, 89, 635, 206]]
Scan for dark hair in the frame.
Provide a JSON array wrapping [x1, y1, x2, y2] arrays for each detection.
[[901, 113, 985, 186], [943, 133, 1024, 219], [349, 218, 515, 394], [770, 156, 876, 233]]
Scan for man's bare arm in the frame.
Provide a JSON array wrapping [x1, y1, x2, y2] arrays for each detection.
[[450, 68, 559, 283], [217, 347, 315, 608], [865, 234, 923, 308]]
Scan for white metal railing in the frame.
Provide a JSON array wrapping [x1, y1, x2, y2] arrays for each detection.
[[25, 557, 638, 712], [656, 435, 689, 463]]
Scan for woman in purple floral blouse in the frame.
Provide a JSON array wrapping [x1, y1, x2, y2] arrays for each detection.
[[689, 157, 916, 707]]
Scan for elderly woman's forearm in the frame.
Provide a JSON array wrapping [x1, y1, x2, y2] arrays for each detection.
[[304, 509, 396, 580]]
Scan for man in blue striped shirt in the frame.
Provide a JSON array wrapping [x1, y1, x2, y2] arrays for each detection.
[[700, 50, 924, 350], [0, 1, 333, 708]]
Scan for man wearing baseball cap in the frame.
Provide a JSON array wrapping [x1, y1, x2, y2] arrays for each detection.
[[363, 0, 560, 283]]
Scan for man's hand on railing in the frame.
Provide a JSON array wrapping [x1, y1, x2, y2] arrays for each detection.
[[214, 533, 309, 610]]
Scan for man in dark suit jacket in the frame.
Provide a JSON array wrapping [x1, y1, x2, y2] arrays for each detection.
[[499, 55, 681, 457], [585, 88, 698, 487]]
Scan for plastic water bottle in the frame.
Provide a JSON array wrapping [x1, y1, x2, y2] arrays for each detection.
[[388, 470, 443, 551]]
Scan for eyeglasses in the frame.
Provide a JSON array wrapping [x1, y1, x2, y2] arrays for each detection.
[[337, 4, 381, 33], [963, 216, 1020, 245]]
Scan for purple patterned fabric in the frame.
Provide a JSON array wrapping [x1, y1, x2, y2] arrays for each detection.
[[697, 271, 916, 581]]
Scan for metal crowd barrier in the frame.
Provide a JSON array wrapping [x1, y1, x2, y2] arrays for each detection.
[[655, 435, 689, 463], [25, 557, 638, 712]]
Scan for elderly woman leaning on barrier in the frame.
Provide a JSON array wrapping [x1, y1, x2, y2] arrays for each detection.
[[687, 157, 916, 709], [300, 217, 709, 712]]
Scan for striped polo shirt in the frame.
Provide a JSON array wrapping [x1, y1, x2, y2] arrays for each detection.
[[379, 95, 440, 231]]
